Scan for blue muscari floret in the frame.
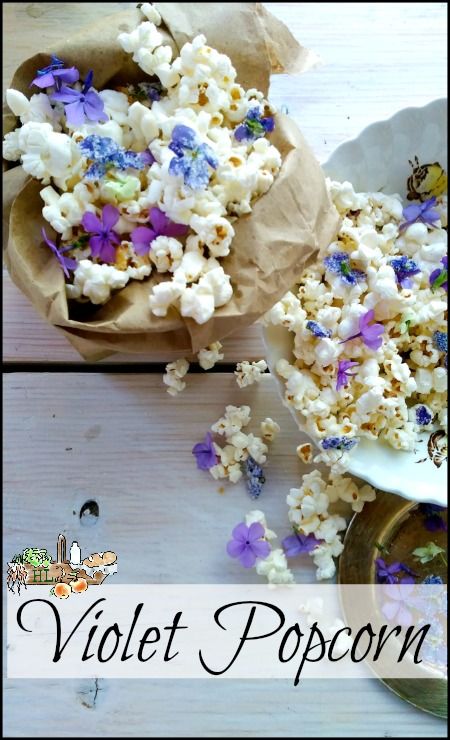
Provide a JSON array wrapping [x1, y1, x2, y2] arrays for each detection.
[[433, 330, 448, 368], [415, 405, 433, 426], [389, 256, 421, 287], [243, 456, 265, 499], [321, 436, 358, 452], [78, 135, 145, 179], [433, 331, 447, 353], [306, 320, 332, 338], [423, 575, 443, 584], [324, 251, 366, 286]]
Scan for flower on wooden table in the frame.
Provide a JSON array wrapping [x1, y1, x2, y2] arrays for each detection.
[[226, 521, 270, 568]]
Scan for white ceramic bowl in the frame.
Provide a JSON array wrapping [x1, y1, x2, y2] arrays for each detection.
[[264, 99, 448, 505]]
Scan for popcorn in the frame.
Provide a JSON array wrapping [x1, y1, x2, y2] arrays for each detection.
[[297, 443, 313, 464], [66, 259, 130, 304], [260, 418, 280, 442], [265, 181, 447, 463], [211, 405, 251, 437], [235, 359, 268, 388], [163, 358, 190, 396], [255, 548, 295, 585], [4, 15, 280, 325], [197, 341, 224, 370]]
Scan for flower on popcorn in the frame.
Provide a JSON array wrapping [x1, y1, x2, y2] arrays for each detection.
[[192, 432, 218, 471], [168, 124, 218, 190], [81, 204, 120, 263], [78, 135, 146, 180], [341, 309, 384, 351], [52, 70, 107, 127], [321, 436, 358, 452], [41, 228, 77, 278], [131, 207, 188, 256], [430, 255, 448, 292], [306, 320, 332, 338], [324, 251, 366, 286], [234, 107, 274, 142], [399, 196, 440, 232], [226, 522, 270, 568], [336, 359, 359, 391], [282, 531, 322, 557], [390, 256, 421, 288], [31, 55, 79, 90]]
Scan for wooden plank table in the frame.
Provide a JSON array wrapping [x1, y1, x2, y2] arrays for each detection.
[[3, 2, 447, 737]]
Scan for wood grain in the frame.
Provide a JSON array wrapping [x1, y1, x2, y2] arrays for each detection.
[[3, 373, 447, 737], [2, 2, 447, 363]]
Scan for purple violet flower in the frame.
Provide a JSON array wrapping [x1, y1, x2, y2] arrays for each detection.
[[419, 503, 447, 533], [234, 107, 275, 142], [341, 309, 384, 351], [192, 432, 218, 471], [336, 359, 359, 391], [131, 207, 188, 256], [81, 204, 120, 263], [306, 320, 332, 338], [429, 255, 448, 292], [52, 69, 107, 128], [243, 456, 265, 500], [375, 558, 402, 584], [78, 135, 146, 179], [31, 55, 79, 90], [321, 436, 358, 452], [399, 196, 440, 232], [282, 532, 322, 557], [168, 125, 218, 189], [324, 251, 366, 286], [390, 256, 421, 288], [226, 522, 270, 568], [41, 228, 77, 278]]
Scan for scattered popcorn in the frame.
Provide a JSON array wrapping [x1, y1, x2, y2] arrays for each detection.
[[260, 417, 281, 442], [163, 358, 190, 396], [265, 177, 447, 465], [197, 341, 224, 370], [296, 442, 313, 464], [235, 359, 268, 388]]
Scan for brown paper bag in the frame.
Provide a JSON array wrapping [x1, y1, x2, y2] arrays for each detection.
[[4, 2, 339, 361]]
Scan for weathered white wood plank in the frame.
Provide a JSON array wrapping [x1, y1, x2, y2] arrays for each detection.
[[3, 373, 447, 737], [2, 2, 447, 363]]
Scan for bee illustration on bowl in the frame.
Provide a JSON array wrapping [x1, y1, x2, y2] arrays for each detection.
[[407, 157, 447, 201], [427, 430, 448, 469]]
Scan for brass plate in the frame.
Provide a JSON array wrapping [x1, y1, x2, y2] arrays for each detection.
[[338, 492, 447, 719]]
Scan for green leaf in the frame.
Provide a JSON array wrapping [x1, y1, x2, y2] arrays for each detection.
[[412, 541, 445, 564]]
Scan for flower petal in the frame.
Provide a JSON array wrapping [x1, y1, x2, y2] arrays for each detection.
[[249, 539, 271, 559], [131, 226, 155, 255], [231, 522, 249, 543], [32, 71, 55, 88], [64, 99, 86, 128], [54, 67, 80, 85], [51, 85, 81, 102], [84, 90, 108, 122], [226, 539, 246, 559], [101, 204, 120, 231], [88, 234, 104, 259], [82, 211, 103, 233], [100, 241, 117, 264], [247, 521, 265, 542], [239, 547, 257, 568]]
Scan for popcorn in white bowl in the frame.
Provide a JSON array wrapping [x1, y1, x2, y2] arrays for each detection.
[[264, 100, 447, 505]]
